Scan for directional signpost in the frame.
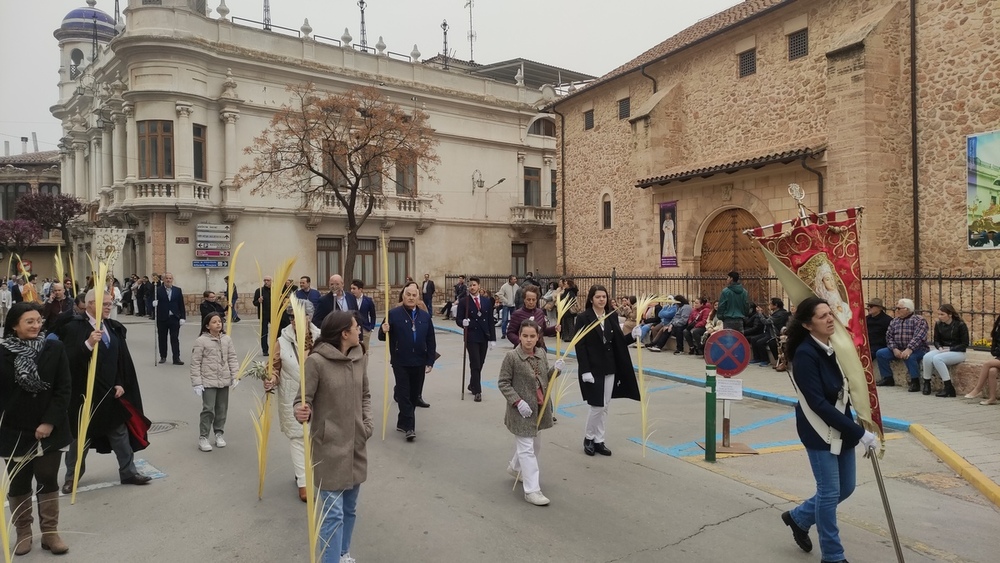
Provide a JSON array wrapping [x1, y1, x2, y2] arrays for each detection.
[[193, 260, 230, 268], [196, 242, 232, 250], [194, 224, 231, 268], [195, 250, 232, 258], [699, 329, 757, 456]]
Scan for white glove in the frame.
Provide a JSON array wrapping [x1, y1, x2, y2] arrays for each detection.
[[516, 400, 533, 418], [152, 300, 158, 307], [489, 341, 496, 350], [631, 326, 643, 340], [193, 385, 204, 397], [581, 372, 595, 384], [860, 430, 878, 450], [553, 359, 566, 371], [462, 318, 470, 327], [179, 319, 186, 326], [231, 378, 240, 389]]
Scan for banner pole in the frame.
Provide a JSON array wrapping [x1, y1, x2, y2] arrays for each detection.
[[868, 446, 905, 562]]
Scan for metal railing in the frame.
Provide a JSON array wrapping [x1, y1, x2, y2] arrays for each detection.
[[444, 269, 1000, 347], [231, 17, 301, 37]]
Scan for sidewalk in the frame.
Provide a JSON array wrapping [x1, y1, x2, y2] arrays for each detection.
[[436, 323, 1000, 508]]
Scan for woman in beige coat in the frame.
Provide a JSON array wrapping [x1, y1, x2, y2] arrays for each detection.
[[497, 319, 563, 506], [190, 312, 239, 452], [265, 299, 320, 502], [295, 311, 372, 563]]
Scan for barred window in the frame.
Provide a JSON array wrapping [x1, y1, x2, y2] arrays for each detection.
[[788, 29, 809, 60], [584, 110, 594, 130], [738, 49, 757, 78], [618, 98, 631, 120]]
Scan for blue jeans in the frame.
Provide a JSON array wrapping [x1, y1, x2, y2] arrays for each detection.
[[922, 349, 965, 381], [319, 485, 361, 561], [875, 347, 926, 381], [501, 306, 514, 336], [790, 447, 857, 562]]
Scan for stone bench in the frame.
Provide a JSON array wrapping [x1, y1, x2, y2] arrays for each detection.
[[882, 349, 992, 394]]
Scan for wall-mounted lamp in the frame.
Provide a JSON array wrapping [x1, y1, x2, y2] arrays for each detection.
[[472, 170, 485, 192]]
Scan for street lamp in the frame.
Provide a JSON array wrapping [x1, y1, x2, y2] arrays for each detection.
[[472, 176, 506, 218]]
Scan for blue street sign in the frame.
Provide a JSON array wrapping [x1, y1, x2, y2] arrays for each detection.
[[192, 260, 230, 268], [704, 329, 751, 377]]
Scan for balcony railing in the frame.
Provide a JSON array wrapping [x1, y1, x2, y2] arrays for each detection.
[[510, 205, 555, 224], [316, 191, 433, 216], [131, 181, 212, 201]]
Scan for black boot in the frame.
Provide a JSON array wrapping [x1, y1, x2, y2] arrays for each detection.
[[936, 381, 956, 397], [922, 379, 932, 395], [593, 442, 612, 456], [907, 379, 920, 392], [583, 438, 595, 456]]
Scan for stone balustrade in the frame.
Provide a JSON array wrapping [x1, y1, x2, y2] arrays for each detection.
[[510, 205, 555, 224], [318, 191, 432, 217]]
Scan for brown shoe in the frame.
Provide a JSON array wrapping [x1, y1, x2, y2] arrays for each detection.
[[298, 487, 307, 502], [37, 492, 69, 555], [8, 493, 32, 555]]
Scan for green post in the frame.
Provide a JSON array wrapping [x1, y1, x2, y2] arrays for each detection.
[[705, 365, 717, 463]]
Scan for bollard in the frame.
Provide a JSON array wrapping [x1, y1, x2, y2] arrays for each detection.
[[705, 365, 717, 462]]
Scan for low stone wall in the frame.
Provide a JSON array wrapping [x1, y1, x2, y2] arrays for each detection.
[[882, 349, 992, 394]]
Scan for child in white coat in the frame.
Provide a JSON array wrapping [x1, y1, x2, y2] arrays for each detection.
[[190, 312, 239, 452]]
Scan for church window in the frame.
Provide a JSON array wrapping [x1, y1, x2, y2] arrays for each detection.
[[788, 29, 809, 60], [137, 120, 174, 179], [584, 110, 594, 130], [738, 49, 757, 78], [601, 194, 612, 229], [618, 98, 631, 120]]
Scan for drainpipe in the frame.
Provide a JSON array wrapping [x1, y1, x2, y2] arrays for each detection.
[[640, 63, 658, 94], [910, 0, 921, 309], [553, 107, 567, 275], [800, 152, 825, 212]]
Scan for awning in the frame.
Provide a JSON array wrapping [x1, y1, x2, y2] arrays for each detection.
[[635, 146, 826, 188]]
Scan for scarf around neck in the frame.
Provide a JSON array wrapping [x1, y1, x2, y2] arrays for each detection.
[[2, 335, 50, 393]]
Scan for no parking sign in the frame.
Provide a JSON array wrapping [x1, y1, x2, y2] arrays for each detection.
[[704, 329, 751, 377]]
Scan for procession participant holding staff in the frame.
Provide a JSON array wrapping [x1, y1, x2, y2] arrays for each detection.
[[574, 284, 642, 457], [378, 282, 436, 441], [455, 276, 497, 402]]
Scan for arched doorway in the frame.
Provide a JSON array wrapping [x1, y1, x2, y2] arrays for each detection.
[[699, 208, 768, 303]]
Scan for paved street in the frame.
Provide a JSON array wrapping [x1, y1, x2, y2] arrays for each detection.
[[39, 315, 1000, 562]]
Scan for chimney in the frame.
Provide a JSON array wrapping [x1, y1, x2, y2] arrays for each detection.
[[3, 141, 8, 157], [21, 137, 29, 154], [31, 132, 38, 153]]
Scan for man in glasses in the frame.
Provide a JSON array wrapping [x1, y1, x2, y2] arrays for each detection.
[[874, 298, 929, 391]]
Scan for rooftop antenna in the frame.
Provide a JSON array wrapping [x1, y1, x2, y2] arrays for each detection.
[[92, 14, 99, 62], [441, 20, 450, 69], [358, 1, 368, 47], [465, 0, 476, 63], [114, 0, 121, 27], [263, 0, 271, 30]]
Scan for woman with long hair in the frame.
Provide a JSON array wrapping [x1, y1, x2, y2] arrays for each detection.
[[573, 284, 642, 456], [1, 302, 72, 555], [295, 311, 372, 563], [780, 297, 877, 563], [265, 299, 320, 502], [921, 303, 969, 397]]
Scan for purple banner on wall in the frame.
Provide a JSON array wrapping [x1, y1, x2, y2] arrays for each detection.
[[660, 201, 678, 268]]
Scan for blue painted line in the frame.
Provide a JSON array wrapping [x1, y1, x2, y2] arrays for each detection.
[[629, 412, 798, 458], [482, 380, 498, 390], [648, 384, 681, 393], [555, 401, 585, 418]]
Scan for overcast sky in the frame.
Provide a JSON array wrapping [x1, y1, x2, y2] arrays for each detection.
[[0, 0, 742, 154]]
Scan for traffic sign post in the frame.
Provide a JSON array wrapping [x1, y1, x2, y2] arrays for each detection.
[[196, 223, 231, 232], [704, 365, 716, 463], [195, 250, 232, 258], [192, 260, 229, 268], [701, 330, 757, 456], [195, 242, 232, 250], [194, 225, 232, 270]]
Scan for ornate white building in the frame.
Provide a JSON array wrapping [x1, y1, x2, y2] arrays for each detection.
[[51, 0, 590, 305]]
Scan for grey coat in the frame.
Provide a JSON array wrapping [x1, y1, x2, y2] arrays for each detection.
[[301, 342, 372, 492], [497, 347, 554, 437]]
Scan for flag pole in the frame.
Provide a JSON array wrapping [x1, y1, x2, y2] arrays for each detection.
[[867, 446, 905, 562]]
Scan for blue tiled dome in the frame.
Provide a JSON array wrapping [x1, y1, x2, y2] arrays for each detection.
[[54, 5, 118, 43]]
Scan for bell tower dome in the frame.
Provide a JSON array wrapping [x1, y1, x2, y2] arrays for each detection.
[[54, 0, 117, 83]]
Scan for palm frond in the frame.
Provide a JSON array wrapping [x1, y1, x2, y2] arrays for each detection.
[[291, 298, 320, 563], [379, 232, 391, 440], [633, 294, 664, 458]]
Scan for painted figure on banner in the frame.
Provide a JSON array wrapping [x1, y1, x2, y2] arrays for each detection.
[[662, 213, 676, 257], [804, 256, 852, 327], [659, 202, 678, 268]]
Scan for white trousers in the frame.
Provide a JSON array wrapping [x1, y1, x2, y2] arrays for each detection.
[[585, 374, 615, 442], [289, 435, 306, 487], [510, 436, 542, 494]]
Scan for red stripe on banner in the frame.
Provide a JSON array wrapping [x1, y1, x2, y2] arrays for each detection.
[[826, 210, 837, 223]]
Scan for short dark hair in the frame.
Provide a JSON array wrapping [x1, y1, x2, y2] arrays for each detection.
[[351, 279, 365, 289], [458, 275, 465, 280], [300, 276, 311, 283], [203, 290, 214, 298], [3, 302, 43, 338], [770, 297, 784, 309], [727, 271, 740, 282], [469, 276, 481, 284]]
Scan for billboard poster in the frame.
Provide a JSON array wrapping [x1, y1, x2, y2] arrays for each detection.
[[967, 130, 1000, 249], [659, 201, 678, 268]]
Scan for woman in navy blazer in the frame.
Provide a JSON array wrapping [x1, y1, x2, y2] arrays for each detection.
[[378, 282, 436, 442], [780, 297, 876, 563]]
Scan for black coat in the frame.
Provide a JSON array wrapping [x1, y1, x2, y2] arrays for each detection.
[[54, 315, 148, 453], [378, 306, 436, 368], [865, 311, 892, 351], [574, 308, 640, 407], [0, 340, 73, 457], [455, 294, 497, 343]]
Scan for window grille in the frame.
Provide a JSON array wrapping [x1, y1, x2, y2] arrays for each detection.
[[788, 29, 809, 60], [584, 110, 594, 130], [618, 98, 631, 120], [738, 49, 757, 78]]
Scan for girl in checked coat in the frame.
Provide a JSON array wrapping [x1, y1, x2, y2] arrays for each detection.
[[190, 312, 239, 452], [497, 319, 562, 506]]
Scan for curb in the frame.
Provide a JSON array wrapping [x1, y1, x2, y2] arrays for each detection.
[[909, 423, 1000, 508]]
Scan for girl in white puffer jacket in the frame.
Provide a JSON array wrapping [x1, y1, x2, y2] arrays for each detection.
[[190, 312, 239, 452]]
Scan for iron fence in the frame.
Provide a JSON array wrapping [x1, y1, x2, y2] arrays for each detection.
[[444, 270, 1000, 347]]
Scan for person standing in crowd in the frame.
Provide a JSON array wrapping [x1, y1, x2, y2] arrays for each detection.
[[223, 276, 240, 323], [421, 273, 436, 314], [541, 281, 561, 325], [497, 319, 561, 506], [964, 314, 1000, 405], [574, 284, 642, 457], [921, 304, 969, 397], [0, 282, 12, 325], [295, 276, 322, 310], [200, 291, 227, 320], [350, 279, 377, 351], [441, 275, 466, 319], [313, 275, 358, 328], [378, 282, 436, 442], [10, 278, 24, 304], [866, 299, 892, 379], [294, 311, 372, 563], [56, 290, 151, 493], [559, 278, 580, 342], [136, 275, 151, 318], [41, 282, 72, 329], [266, 299, 320, 502], [497, 275, 520, 335], [751, 298, 790, 367], [106, 276, 122, 321], [253, 276, 273, 356], [507, 285, 559, 352], [718, 271, 749, 332], [190, 312, 239, 452], [779, 296, 877, 563], [155, 272, 186, 365], [1, 302, 72, 555], [874, 298, 929, 392], [455, 276, 497, 403]]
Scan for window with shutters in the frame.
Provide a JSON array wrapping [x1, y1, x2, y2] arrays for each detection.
[[618, 98, 631, 120], [550, 170, 557, 208], [788, 29, 809, 60], [738, 49, 757, 78], [583, 110, 594, 130]]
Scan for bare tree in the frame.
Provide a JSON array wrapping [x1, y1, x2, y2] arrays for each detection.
[[237, 84, 439, 282]]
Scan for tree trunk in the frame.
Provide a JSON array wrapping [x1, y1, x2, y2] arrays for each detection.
[[343, 228, 359, 283]]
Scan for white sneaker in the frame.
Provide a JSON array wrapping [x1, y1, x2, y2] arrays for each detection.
[[524, 491, 550, 506], [198, 437, 212, 452], [340, 553, 356, 563], [215, 434, 226, 448], [506, 465, 521, 482]]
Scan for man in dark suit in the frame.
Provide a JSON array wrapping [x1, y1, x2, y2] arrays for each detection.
[[313, 274, 358, 328], [455, 276, 497, 402], [55, 290, 151, 492], [223, 275, 240, 322], [421, 273, 436, 314], [350, 278, 377, 350], [41, 282, 73, 329], [253, 276, 273, 355], [154, 272, 186, 365]]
